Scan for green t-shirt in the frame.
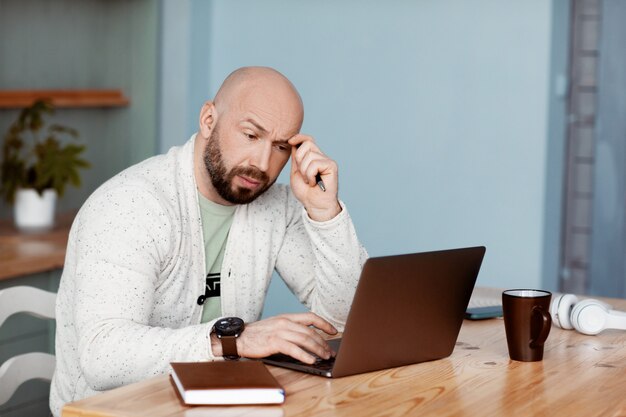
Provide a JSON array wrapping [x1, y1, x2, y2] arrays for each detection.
[[197, 191, 236, 323]]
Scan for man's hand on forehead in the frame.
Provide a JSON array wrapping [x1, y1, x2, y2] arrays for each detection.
[[288, 134, 322, 186], [288, 134, 342, 222]]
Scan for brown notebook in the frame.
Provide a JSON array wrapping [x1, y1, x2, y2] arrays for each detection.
[[170, 361, 285, 405]]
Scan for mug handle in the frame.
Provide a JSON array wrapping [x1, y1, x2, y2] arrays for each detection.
[[530, 306, 552, 348]]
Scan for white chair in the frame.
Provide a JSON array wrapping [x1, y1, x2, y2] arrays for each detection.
[[0, 286, 57, 406]]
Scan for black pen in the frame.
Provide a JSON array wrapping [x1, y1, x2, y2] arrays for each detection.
[[294, 142, 326, 192], [315, 173, 326, 192]]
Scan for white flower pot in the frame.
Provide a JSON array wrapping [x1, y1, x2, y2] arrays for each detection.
[[13, 188, 57, 232]]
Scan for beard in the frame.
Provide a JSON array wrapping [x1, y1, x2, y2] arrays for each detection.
[[203, 123, 274, 204]]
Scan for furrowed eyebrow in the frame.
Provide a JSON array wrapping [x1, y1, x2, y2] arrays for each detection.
[[243, 118, 292, 144], [243, 118, 269, 135], [272, 139, 291, 146]]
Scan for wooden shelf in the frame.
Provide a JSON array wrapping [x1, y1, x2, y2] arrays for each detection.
[[0, 89, 129, 108]]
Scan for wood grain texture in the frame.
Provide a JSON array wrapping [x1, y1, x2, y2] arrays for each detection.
[[0, 212, 74, 280], [0, 90, 129, 108], [61, 289, 626, 417]]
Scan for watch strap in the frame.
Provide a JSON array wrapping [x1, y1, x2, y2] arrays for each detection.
[[221, 335, 239, 360]]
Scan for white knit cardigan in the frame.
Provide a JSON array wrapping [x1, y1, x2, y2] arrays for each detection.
[[50, 135, 368, 416]]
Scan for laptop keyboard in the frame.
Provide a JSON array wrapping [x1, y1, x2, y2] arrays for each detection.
[[265, 352, 336, 371], [312, 356, 335, 371]]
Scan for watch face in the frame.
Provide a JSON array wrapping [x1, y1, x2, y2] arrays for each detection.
[[215, 317, 244, 337]]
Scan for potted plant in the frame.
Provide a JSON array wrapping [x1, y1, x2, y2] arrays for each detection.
[[1, 99, 90, 231]]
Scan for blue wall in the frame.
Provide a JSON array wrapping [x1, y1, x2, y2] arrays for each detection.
[[159, 0, 568, 315]]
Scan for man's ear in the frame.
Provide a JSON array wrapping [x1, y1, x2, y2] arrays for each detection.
[[199, 101, 217, 138]]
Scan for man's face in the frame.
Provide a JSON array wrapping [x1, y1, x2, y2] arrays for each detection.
[[203, 120, 281, 204], [198, 71, 303, 205]]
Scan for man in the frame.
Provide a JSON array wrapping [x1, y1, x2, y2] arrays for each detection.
[[50, 66, 367, 416]]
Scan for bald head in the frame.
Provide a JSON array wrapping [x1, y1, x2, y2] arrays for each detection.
[[213, 66, 304, 127]]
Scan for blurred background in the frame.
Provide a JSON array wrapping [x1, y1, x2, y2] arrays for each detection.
[[1, 0, 625, 413]]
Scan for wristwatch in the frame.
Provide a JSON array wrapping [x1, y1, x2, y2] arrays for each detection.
[[213, 317, 245, 360]]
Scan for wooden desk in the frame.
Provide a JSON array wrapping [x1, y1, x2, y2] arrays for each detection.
[[62, 292, 626, 417], [0, 212, 74, 281]]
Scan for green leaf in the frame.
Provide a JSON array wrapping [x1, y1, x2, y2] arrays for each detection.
[[1, 99, 88, 204], [34, 139, 90, 197], [49, 124, 79, 139]]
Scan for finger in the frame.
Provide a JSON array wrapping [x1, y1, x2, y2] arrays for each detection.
[[292, 142, 319, 179], [294, 140, 323, 164], [292, 138, 324, 168], [304, 159, 335, 187], [288, 133, 315, 149], [290, 145, 299, 175], [275, 316, 332, 350], [298, 150, 326, 184], [278, 340, 317, 364], [275, 327, 332, 360], [273, 315, 333, 343], [281, 312, 338, 335]]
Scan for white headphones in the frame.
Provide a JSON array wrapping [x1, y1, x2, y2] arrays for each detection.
[[550, 294, 626, 335]]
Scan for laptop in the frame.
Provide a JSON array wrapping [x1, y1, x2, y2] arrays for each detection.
[[262, 246, 486, 378]]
